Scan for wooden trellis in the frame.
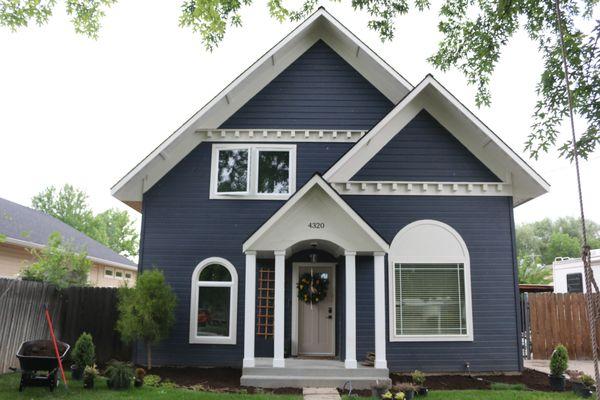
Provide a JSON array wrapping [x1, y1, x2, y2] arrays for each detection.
[[256, 266, 274, 337]]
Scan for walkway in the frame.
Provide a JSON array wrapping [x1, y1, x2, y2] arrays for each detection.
[[525, 359, 596, 376], [303, 387, 340, 400]]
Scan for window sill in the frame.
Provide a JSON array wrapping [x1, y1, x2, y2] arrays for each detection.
[[389, 334, 473, 342], [189, 336, 237, 345], [209, 193, 292, 200]]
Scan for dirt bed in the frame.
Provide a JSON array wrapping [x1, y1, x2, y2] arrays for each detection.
[[19, 340, 68, 357]]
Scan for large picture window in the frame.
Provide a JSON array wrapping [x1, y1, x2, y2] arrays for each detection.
[[189, 257, 238, 344], [211, 144, 296, 199], [388, 220, 473, 341]]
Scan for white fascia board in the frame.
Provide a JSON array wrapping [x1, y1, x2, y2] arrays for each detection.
[[242, 174, 389, 252], [324, 75, 550, 206], [4, 236, 138, 271], [111, 8, 412, 205]]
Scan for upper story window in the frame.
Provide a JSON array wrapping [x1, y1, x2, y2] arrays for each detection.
[[388, 220, 473, 342], [210, 144, 296, 200]]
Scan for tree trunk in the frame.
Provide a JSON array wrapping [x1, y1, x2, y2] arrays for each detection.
[[146, 342, 152, 370]]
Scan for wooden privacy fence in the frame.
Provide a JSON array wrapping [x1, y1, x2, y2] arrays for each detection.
[[0, 278, 131, 373], [529, 293, 598, 359]]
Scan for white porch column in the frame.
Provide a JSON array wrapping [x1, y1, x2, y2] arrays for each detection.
[[273, 250, 286, 368], [243, 251, 257, 368], [344, 251, 357, 369], [374, 252, 387, 369]]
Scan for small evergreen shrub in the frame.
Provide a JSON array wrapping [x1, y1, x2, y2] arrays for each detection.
[[105, 361, 133, 390], [550, 344, 569, 377], [71, 332, 95, 368]]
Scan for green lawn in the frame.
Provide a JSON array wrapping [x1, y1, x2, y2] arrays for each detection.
[[423, 390, 580, 399], [0, 372, 300, 400]]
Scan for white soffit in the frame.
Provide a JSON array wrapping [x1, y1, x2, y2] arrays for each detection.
[[243, 174, 389, 253], [324, 75, 550, 206], [110, 8, 413, 209]]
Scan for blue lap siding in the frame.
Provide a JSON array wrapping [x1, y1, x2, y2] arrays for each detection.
[[352, 110, 501, 182]]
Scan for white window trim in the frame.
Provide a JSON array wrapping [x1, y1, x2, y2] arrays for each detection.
[[388, 220, 474, 342], [104, 267, 115, 277], [189, 257, 238, 344], [210, 143, 296, 200]]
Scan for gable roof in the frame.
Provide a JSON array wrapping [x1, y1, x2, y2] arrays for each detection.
[[111, 7, 412, 211], [324, 75, 550, 206], [243, 174, 389, 253], [0, 197, 137, 270]]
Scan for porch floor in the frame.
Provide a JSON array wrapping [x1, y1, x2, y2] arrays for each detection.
[[241, 357, 390, 389]]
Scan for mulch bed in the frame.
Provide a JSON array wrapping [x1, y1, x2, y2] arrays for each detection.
[[19, 340, 68, 357], [146, 366, 565, 395]]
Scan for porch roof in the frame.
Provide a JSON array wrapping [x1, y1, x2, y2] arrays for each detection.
[[243, 174, 389, 254]]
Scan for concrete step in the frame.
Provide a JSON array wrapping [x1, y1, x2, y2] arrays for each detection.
[[241, 374, 391, 389], [242, 366, 389, 379]]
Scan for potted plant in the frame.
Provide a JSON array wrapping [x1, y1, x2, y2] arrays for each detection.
[[134, 368, 146, 388], [549, 344, 569, 391], [371, 380, 389, 399], [71, 332, 95, 380], [394, 383, 417, 400], [411, 370, 428, 396], [83, 365, 98, 389], [569, 371, 594, 398], [105, 360, 134, 390]]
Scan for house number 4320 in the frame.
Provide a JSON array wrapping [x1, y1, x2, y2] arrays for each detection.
[[308, 222, 325, 229]]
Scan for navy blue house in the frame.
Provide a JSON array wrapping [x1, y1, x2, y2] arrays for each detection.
[[112, 8, 549, 388]]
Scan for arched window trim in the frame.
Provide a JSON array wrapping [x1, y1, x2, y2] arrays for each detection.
[[388, 219, 473, 342], [189, 257, 238, 344]]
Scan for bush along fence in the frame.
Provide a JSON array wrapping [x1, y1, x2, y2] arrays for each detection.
[[0, 278, 131, 373], [528, 293, 599, 360]]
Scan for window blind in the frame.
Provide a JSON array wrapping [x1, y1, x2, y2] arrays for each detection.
[[395, 263, 466, 336]]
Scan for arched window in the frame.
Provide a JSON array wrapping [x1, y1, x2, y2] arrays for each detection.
[[189, 257, 238, 344], [388, 220, 473, 341]]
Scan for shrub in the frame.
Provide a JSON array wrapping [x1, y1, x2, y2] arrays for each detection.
[[394, 383, 417, 392], [550, 344, 569, 377], [581, 374, 595, 387], [411, 370, 426, 386], [84, 365, 98, 378], [105, 361, 133, 390], [144, 374, 162, 387], [491, 382, 526, 391], [71, 332, 95, 368]]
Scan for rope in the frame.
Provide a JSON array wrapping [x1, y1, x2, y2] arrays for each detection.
[[553, 0, 600, 395]]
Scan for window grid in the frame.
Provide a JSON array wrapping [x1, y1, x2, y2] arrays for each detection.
[[256, 266, 275, 337]]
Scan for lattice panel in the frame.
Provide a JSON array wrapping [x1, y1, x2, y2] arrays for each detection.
[[256, 266, 274, 337]]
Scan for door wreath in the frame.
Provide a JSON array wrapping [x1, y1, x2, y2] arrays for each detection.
[[297, 272, 329, 304]]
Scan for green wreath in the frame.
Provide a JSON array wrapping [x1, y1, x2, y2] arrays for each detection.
[[297, 272, 329, 304]]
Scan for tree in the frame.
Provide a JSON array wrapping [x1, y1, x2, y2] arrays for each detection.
[[1, 1, 598, 162], [518, 255, 551, 284], [21, 231, 92, 288], [32, 185, 139, 258], [116, 269, 177, 370]]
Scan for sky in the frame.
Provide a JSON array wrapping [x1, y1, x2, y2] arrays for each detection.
[[0, 0, 598, 232]]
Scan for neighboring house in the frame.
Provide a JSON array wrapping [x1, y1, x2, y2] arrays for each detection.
[[553, 249, 600, 293], [111, 8, 549, 387], [0, 197, 137, 287]]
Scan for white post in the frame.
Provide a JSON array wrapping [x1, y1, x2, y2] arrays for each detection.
[[273, 250, 286, 368], [243, 251, 257, 368], [345, 251, 357, 369], [374, 252, 387, 369]]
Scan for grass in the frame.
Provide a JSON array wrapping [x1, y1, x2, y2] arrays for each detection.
[[0, 372, 301, 399], [343, 390, 580, 399], [490, 382, 527, 390]]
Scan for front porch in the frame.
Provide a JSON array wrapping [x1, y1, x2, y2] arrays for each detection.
[[240, 358, 390, 389]]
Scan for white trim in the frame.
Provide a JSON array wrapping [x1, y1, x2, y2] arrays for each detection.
[[344, 250, 357, 369], [273, 250, 286, 368], [387, 220, 474, 342], [3, 236, 138, 271], [111, 7, 412, 205], [291, 262, 336, 357], [324, 75, 549, 206], [189, 257, 238, 345], [331, 181, 511, 196], [243, 251, 257, 367], [210, 143, 297, 200], [373, 252, 387, 369], [197, 129, 366, 142], [243, 175, 388, 252]]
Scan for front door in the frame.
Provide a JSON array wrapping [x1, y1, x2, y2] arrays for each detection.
[[297, 265, 335, 356]]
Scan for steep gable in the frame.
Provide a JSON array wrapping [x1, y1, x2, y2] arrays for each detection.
[[352, 110, 500, 182], [220, 40, 394, 130]]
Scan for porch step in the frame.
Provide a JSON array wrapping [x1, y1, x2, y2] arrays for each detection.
[[241, 358, 390, 389]]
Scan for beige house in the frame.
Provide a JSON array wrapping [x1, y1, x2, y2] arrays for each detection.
[[0, 197, 137, 287]]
